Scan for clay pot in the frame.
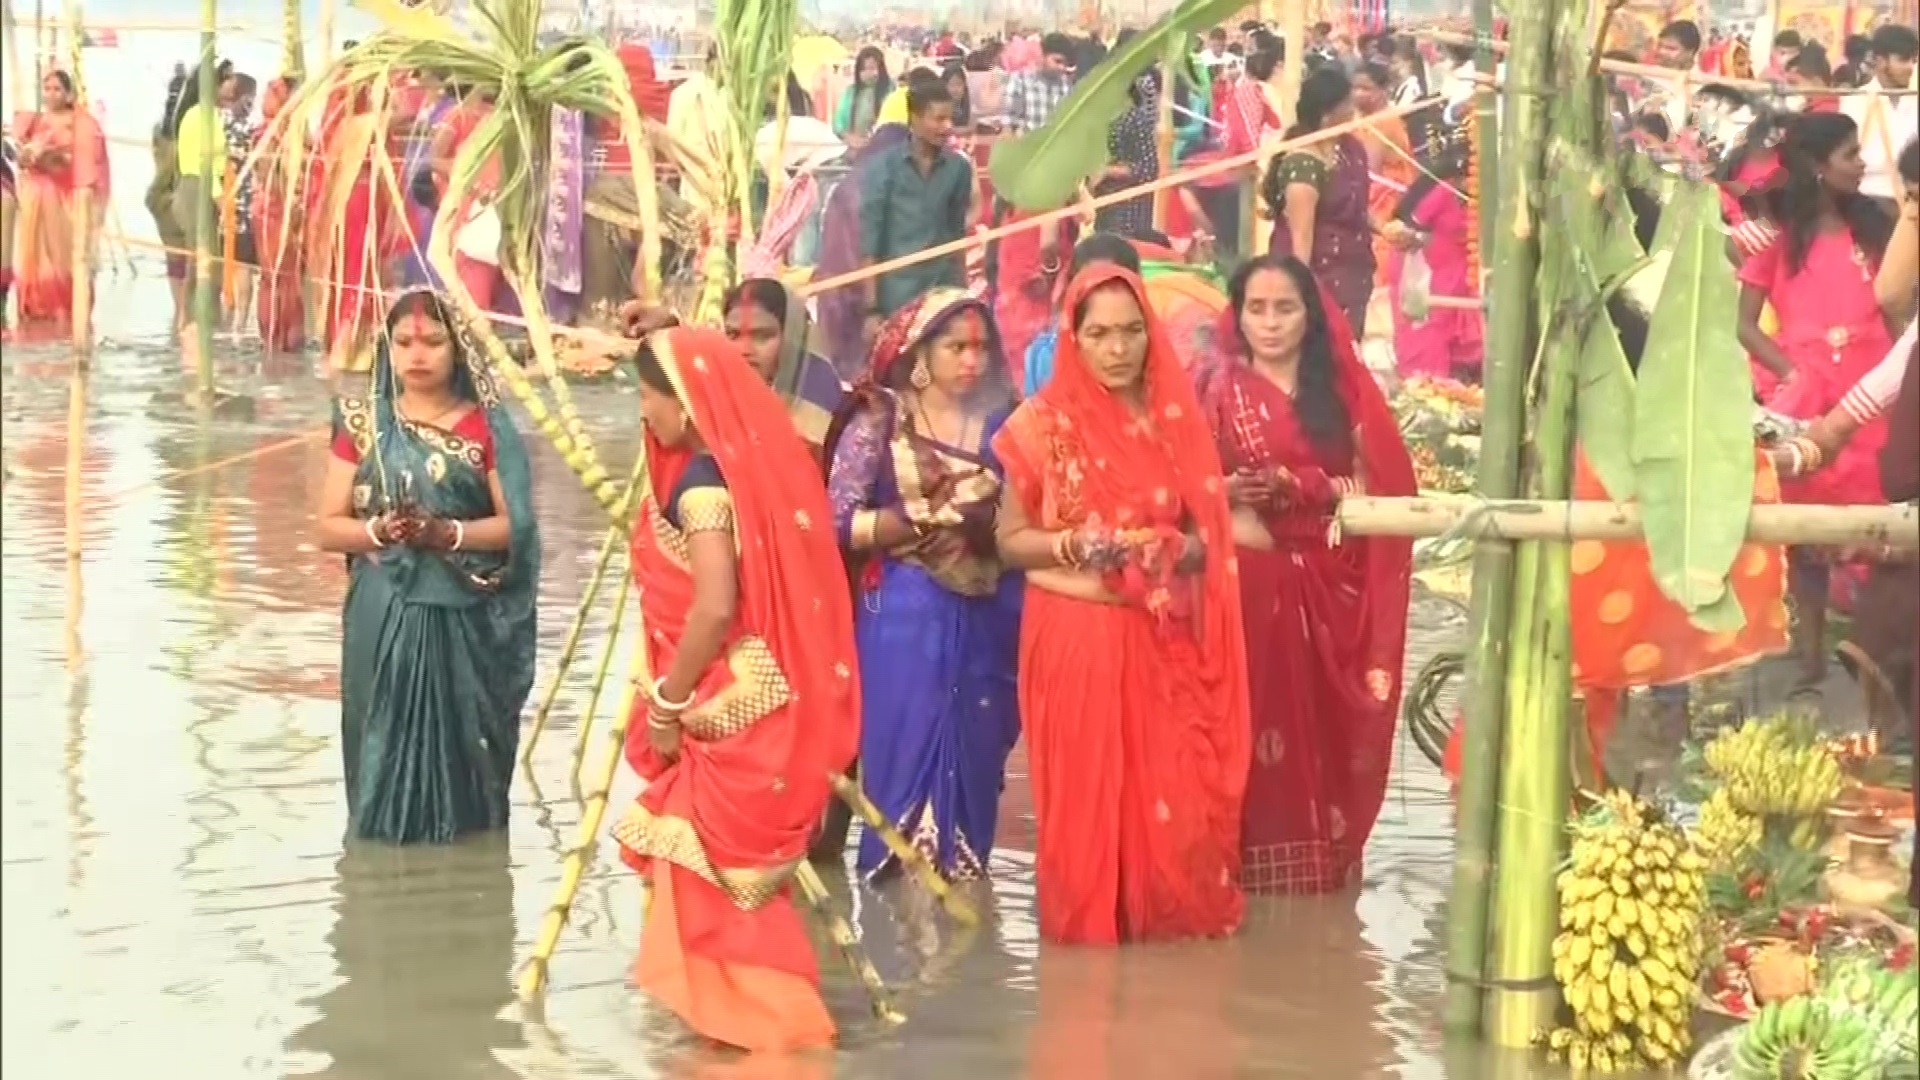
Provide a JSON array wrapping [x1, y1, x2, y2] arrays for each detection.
[[1748, 942, 1815, 1003], [1823, 822, 1905, 915]]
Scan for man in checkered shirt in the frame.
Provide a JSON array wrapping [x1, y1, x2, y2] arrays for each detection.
[[1002, 33, 1078, 136]]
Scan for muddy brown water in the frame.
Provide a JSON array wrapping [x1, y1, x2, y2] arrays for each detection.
[[2, 280, 1720, 1080]]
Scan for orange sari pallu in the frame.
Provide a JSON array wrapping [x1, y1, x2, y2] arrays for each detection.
[[1443, 452, 1789, 786], [612, 327, 860, 1052], [991, 265, 1251, 946]]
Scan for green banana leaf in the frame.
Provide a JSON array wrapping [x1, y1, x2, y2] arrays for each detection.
[[988, 0, 1246, 212], [1630, 179, 1754, 633]]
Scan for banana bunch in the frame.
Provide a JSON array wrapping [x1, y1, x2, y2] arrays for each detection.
[[1702, 717, 1847, 820], [1543, 792, 1710, 1073], [1697, 787, 1765, 870], [1818, 957, 1920, 1066], [1732, 992, 1898, 1079]]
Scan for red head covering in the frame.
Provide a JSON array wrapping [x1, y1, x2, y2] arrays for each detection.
[[1206, 258, 1417, 686], [618, 43, 672, 123], [1017, 262, 1250, 716], [622, 328, 859, 934]]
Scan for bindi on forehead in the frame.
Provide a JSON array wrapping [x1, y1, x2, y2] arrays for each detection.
[[397, 312, 445, 339]]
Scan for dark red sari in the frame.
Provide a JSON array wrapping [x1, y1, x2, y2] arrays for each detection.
[[1202, 292, 1414, 893]]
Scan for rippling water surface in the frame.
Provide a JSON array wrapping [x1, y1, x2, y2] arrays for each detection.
[[2, 277, 1600, 1080]]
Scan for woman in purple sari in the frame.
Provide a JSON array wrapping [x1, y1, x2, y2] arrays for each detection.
[[1261, 67, 1376, 337], [825, 288, 1022, 881], [814, 123, 911, 379]]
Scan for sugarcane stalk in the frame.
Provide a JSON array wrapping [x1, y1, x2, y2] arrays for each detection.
[[568, 567, 631, 791], [825, 773, 978, 926], [522, 451, 648, 766], [793, 861, 905, 1026], [1443, 0, 1558, 1037], [64, 0, 89, 356], [517, 620, 649, 1002], [1472, 0, 1499, 285], [279, 0, 303, 82], [190, 0, 218, 392]]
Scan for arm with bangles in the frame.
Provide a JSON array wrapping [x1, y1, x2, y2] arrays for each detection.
[[830, 406, 924, 553], [313, 440, 513, 554], [646, 487, 741, 762]]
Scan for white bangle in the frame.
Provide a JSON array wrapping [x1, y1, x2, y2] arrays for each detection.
[[450, 519, 465, 551], [650, 677, 695, 713], [365, 517, 386, 549]]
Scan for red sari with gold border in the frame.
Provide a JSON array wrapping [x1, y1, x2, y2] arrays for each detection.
[[612, 327, 859, 1051]]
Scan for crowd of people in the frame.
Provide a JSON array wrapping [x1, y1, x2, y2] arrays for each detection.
[[3, 10, 1918, 1060]]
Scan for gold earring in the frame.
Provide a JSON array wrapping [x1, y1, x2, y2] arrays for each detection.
[[909, 356, 933, 390]]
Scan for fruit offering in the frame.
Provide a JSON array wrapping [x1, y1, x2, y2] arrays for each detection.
[[1702, 717, 1847, 822], [1699, 787, 1766, 870], [1542, 791, 1710, 1072], [1731, 956, 1919, 1080]]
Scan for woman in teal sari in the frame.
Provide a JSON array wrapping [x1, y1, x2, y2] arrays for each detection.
[[315, 289, 541, 844]]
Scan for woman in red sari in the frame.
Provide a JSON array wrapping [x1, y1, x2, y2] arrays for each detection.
[[10, 70, 108, 342], [1200, 254, 1415, 894], [306, 85, 399, 373], [252, 76, 305, 353], [991, 265, 1249, 945], [612, 327, 859, 1051]]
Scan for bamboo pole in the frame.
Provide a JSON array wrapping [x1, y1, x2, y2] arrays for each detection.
[[316, 0, 333, 71], [522, 447, 645, 768], [280, 0, 303, 83], [523, 524, 624, 765], [65, 0, 89, 357], [1441, 0, 1559, 1036], [3, 0, 25, 115], [1471, 0, 1498, 292], [567, 569, 631, 790], [1337, 496, 1920, 548], [794, 862, 905, 1025], [825, 773, 978, 926], [189, 0, 218, 394], [517, 626, 648, 1002], [1151, 44, 1175, 231]]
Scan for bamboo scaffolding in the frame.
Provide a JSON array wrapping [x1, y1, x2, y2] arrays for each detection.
[[1338, 496, 1920, 548], [521, 452, 647, 768], [517, 627, 647, 1002], [65, 0, 90, 357], [567, 569, 631, 791]]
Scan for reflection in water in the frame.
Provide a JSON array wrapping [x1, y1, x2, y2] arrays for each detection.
[[288, 835, 524, 1079]]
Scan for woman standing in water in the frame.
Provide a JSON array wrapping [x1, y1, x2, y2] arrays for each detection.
[[613, 327, 859, 1052], [1262, 66, 1376, 338], [827, 288, 1022, 882], [1202, 255, 1415, 894], [314, 290, 540, 844], [991, 265, 1249, 945], [722, 277, 848, 464], [10, 70, 108, 341]]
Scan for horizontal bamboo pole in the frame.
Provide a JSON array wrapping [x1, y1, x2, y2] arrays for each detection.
[[1339, 496, 1919, 549], [1415, 28, 1919, 97]]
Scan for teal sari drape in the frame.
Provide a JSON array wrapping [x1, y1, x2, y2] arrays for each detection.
[[333, 341, 540, 845]]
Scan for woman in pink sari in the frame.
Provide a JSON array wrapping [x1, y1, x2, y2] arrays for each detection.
[[1200, 254, 1416, 893], [1735, 111, 1896, 685], [11, 71, 108, 342], [1387, 138, 1482, 380]]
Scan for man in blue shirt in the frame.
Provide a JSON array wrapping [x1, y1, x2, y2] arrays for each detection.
[[858, 79, 973, 342]]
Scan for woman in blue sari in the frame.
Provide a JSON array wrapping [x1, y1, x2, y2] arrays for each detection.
[[315, 289, 540, 844], [826, 288, 1022, 881]]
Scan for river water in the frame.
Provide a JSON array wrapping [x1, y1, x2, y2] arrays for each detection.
[[0, 275, 1597, 1080]]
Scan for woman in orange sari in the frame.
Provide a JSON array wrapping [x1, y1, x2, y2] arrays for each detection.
[[11, 70, 108, 342], [252, 76, 305, 354], [612, 327, 859, 1051], [991, 265, 1250, 945], [1351, 62, 1417, 288]]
